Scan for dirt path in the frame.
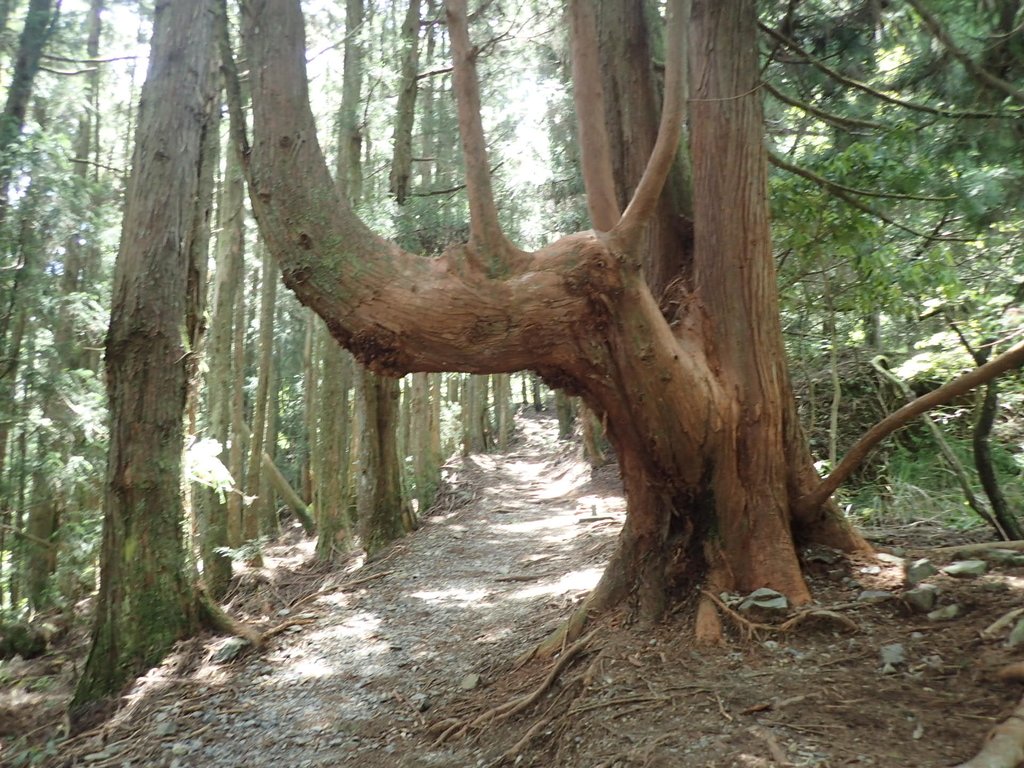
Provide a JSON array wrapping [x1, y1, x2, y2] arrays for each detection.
[[10, 412, 1024, 767], [43, 414, 625, 767]]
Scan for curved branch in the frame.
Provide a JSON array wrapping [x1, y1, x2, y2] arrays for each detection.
[[906, 0, 1024, 106], [568, 0, 620, 231], [768, 152, 970, 242], [760, 22, 1024, 120], [768, 152, 955, 202], [763, 81, 887, 131], [796, 338, 1024, 516], [612, 0, 687, 245], [240, 0, 598, 377]]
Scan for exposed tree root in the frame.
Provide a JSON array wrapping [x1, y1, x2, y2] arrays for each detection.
[[433, 628, 599, 745], [954, 694, 1024, 768], [516, 603, 592, 666], [196, 590, 262, 648], [701, 591, 859, 640]]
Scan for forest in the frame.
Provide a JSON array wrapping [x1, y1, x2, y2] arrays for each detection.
[[1, 0, 1024, 765]]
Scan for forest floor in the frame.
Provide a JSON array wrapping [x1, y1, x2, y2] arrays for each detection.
[[5, 411, 1024, 767]]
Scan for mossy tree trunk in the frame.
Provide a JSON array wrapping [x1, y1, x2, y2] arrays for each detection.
[[71, 0, 217, 713]]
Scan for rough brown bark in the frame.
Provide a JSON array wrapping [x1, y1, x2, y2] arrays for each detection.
[[239, 0, 874, 630], [71, 0, 218, 713]]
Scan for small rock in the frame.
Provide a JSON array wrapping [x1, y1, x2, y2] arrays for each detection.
[[984, 549, 1024, 567], [459, 673, 481, 690], [411, 693, 432, 712], [1006, 618, 1024, 648], [154, 721, 177, 738], [904, 584, 940, 613], [213, 637, 250, 663], [880, 643, 905, 666], [858, 590, 896, 604], [906, 559, 938, 586], [803, 546, 842, 565], [739, 588, 788, 613], [942, 560, 987, 578], [169, 742, 190, 756], [83, 751, 111, 762], [875, 552, 903, 565], [880, 663, 898, 675], [860, 565, 882, 575], [927, 604, 962, 621]]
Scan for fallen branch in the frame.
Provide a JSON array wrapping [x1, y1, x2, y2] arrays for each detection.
[[798, 338, 1024, 517], [954, 694, 1024, 768], [932, 540, 1024, 556], [982, 608, 1024, 640]]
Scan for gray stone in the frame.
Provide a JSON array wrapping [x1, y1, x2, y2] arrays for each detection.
[[170, 742, 191, 756], [459, 673, 481, 690], [880, 643, 905, 666], [985, 549, 1024, 567], [942, 560, 988, 578], [213, 637, 250, 663], [875, 552, 903, 565], [927, 604, 962, 621], [154, 721, 177, 738], [1007, 618, 1024, 648], [906, 559, 938, 586], [411, 693, 432, 712], [904, 584, 940, 613], [739, 588, 788, 613], [857, 590, 896, 604]]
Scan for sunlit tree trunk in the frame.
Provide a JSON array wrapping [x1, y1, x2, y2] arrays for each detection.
[[71, 0, 217, 712]]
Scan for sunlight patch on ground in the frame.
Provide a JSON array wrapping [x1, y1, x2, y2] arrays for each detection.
[[492, 514, 579, 535], [409, 587, 491, 606], [510, 567, 603, 600]]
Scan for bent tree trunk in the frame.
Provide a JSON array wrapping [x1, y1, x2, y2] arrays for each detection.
[[239, 0, 868, 635]]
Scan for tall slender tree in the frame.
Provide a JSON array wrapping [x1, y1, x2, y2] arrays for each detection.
[[71, 0, 219, 713]]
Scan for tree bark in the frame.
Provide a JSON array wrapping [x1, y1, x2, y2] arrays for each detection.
[[240, 0, 885, 634], [389, 0, 420, 204], [71, 0, 217, 714]]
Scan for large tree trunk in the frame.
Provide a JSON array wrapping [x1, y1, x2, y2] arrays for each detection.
[[71, 0, 217, 713], [240, 0, 869, 634]]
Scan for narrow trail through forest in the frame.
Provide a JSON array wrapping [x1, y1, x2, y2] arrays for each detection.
[[14, 412, 1024, 767], [52, 414, 626, 767]]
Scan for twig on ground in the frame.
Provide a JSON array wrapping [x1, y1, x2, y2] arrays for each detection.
[[982, 608, 1024, 640], [748, 725, 792, 766]]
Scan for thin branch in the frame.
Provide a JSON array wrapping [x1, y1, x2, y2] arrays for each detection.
[[0, 522, 54, 549], [567, 0, 620, 231], [768, 151, 955, 202], [761, 22, 1024, 120], [612, 0, 687, 244], [41, 53, 136, 64], [40, 65, 98, 76], [797, 337, 1024, 516], [769, 152, 970, 241], [906, 0, 1024, 106], [444, 0, 512, 270], [763, 81, 886, 131]]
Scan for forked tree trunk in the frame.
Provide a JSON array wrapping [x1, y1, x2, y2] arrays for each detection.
[[240, 0, 870, 635]]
